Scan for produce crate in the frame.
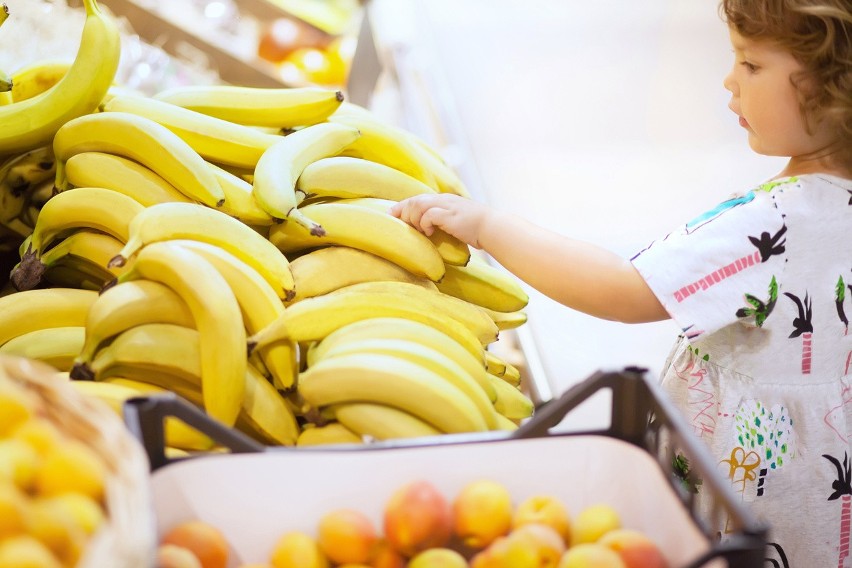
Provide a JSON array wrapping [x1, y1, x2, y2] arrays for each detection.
[[124, 367, 768, 567]]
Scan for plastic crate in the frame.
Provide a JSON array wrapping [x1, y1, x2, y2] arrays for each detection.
[[124, 367, 768, 567]]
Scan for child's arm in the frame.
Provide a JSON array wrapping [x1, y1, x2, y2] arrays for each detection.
[[390, 194, 669, 324]]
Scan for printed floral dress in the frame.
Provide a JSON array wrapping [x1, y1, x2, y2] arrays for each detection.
[[631, 174, 852, 567]]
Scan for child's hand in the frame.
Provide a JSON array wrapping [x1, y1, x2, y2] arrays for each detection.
[[389, 194, 488, 248]]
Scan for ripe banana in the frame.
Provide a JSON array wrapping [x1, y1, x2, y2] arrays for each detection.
[[53, 112, 225, 207], [488, 373, 535, 420], [111, 242, 246, 426], [10, 59, 72, 103], [102, 95, 283, 169], [295, 156, 437, 203], [0, 70, 9, 93], [287, 246, 437, 304], [297, 422, 362, 446], [300, 352, 489, 434], [252, 122, 360, 233], [308, 316, 493, 401], [110, 202, 295, 300], [484, 351, 522, 387], [436, 255, 529, 312], [207, 163, 274, 226], [169, 239, 296, 391], [330, 403, 442, 440], [481, 307, 528, 331], [269, 200, 446, 282], [0, 146, 56, 225], [43, 260, 113, 291], [153, 85, 344, 128], [0, 4, 8, 29], [0, 326, 85, 371], [410, 137, 473, 198], [0, 288, 97, 346], [37, 229, 126, 275], [314, 338, 498, 430], [0, 0, 120, 154], [64, 151, 192, 207], [494, 414, 520, 431]]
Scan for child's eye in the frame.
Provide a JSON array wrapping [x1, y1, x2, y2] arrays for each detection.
[[740, 61, 759, 73]]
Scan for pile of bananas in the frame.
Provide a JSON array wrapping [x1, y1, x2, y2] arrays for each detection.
[[0, 0, 534, 451]]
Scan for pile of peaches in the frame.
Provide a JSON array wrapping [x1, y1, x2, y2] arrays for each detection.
[[156, 478, 668, 568]]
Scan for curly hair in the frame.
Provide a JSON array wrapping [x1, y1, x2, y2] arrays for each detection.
[[721, 0, 852, 169]]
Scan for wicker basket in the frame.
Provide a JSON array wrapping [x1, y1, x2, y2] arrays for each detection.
[[0, 354, 155, 568]]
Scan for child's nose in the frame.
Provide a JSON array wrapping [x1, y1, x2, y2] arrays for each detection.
[[723, 68, 737, 95]]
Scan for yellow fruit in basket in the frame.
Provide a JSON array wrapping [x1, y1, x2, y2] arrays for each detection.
[[0, 534, 63, 568], [280, 47, 347, 87], [269, 531, 328, 568], [512, 495, 572, 546], [570, 503, 621, 546], [9, 419, 62, 456], [557, 543, 627, 568], [408, 548, 468, 568], [598, 529, 668, 568], [27, 497, 87, 566], [157, 544, 204, 568], [370, 540, 406, 568], [383, 480, 453, 558], [161, 520, 229, 568], [0, 384, 35, 436], [40, 492, 105, 536], [0, 484, 31, 539], [35, 439, 106, 502], [451, 479, 513, 549], [317, 509, 378, 565], [0, 438, 39, 491]]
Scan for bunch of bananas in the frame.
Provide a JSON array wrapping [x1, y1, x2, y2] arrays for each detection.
[[0, 0, 535, 452]]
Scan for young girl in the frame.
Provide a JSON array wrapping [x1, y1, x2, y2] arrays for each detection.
[[391, 0, 852, 564]]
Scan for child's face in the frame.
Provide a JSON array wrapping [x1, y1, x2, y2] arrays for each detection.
[[723, 27, 835, 162]]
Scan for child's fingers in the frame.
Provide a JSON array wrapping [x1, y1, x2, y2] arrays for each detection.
[[420, 207, 451, 237], [390, 194, 438, 232]]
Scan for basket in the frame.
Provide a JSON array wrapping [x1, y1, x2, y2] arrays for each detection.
[[124, 367, 769, 568], [0, 355, 155, 568]]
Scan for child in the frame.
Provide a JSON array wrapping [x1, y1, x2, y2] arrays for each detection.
[[391, 0, 852, 564]]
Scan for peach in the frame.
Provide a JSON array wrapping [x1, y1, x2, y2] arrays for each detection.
[[408, 548, 468, 568], [161, 520, 229, 568], [157, 544, 203, 568], [317, 508, 378, 565], [599, 529, 668, 568], [570, 504, 621, 546], [383, 480, 452, 557], [270, 531, 328, 568], [452, 479, 513, 549], [512, 494, 572, 546], [558, 543, 627, 568], [370, 540, 406, 568], [470, 524, 564, 568]]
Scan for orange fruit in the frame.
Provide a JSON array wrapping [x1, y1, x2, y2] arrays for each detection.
[[161, 520, 229, 568]]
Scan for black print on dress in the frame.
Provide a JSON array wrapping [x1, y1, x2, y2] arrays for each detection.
[[784, 292, 814, 374]]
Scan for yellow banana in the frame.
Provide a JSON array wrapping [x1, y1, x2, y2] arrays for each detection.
[[252, 122, 360, 233], [0, 70, 10, 93], [299, 352, 488, 434], [269, 200, 446, 282], [10, 59, 72, 103], [64, 151, 192, 207], [494, 414, 520, 431], [308, 316, 493, 401], [0, 0, 119, 154], [330, 403, 442, 440], [111, 242, 246, 426], [436, 255, 528, 312], [488, 373, 535, 420], [207, 163, 274, 226], [481, 307, 528, 331], [0, 147, 55, 225], [484, 351, 522, 387], [315, 338, 498, 430], [296, 422, 362, 446], [295, 156, 436, 203], [42, 260, 113, 291], [153, 85, 343, 128], [37, 229, 125, 274], [0, 326, 85, 371], [237, 364, 300, 445], [0, 4, 8, 29], [169, 240, 296, 391], [409, 137, 472, 198], [287, 246, 437, 304], [102, 95, 283, 169], [0, 288, 97, 346], [109, 202, 295, 301], [53, 112, 225, 207]]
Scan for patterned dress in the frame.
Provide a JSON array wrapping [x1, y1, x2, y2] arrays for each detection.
[[631, 174, 852, 567]]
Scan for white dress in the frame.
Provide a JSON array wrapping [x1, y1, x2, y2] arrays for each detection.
[[631, 174, 852, 567]]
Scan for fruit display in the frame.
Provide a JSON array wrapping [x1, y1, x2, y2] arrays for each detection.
[[0, 0, 534, 451], [152, 478, 668, 568]]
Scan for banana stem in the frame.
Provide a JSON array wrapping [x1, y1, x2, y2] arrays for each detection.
[[287, 207, 326, 237], [83, 0, 100, 16], [0, 71, 12, 94]]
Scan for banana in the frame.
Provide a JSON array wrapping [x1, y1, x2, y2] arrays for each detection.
[[0, 0, 119, 154], [0, 147, 56, 225], [102, 95, 283, 169], [43, 261, 112, 291], [33, 229, 126, 277], [330, 403, 442, 440], [315, 338, 498, 430], [484, 351, 522, 387], [494, 414, 520, 431], [72, 280, 193, 375], [410, 137, 473, 198], [481, 307, 528, 331], [207, 163, 274, 226], [168, 239, 296, 391], [0, 326, 85, 371], [269, 200, 446, 282], [308, 316, 493, 401], [111, 242, 246, 426], [153, 85, 344, 128], [0, 70, 11, 93], [0, 288, 97, 347], [66, 379, 216, 451], [0, 4, 8, 29], [436, 255, 529, 312], [338, 197, 471, 267], [238, 364, 300, 445], [252, 122, 360, 233], [10, 59, 72, 103], [296, 422, 362, 446], [299, 352, 488, 434], [64, 151, 192, 207], [488, 373, 535, 420], [53, 112, 225, 207], [287, 246, 437, 304], [295, 156, 437, 203], [0, 91, 10, 106]]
